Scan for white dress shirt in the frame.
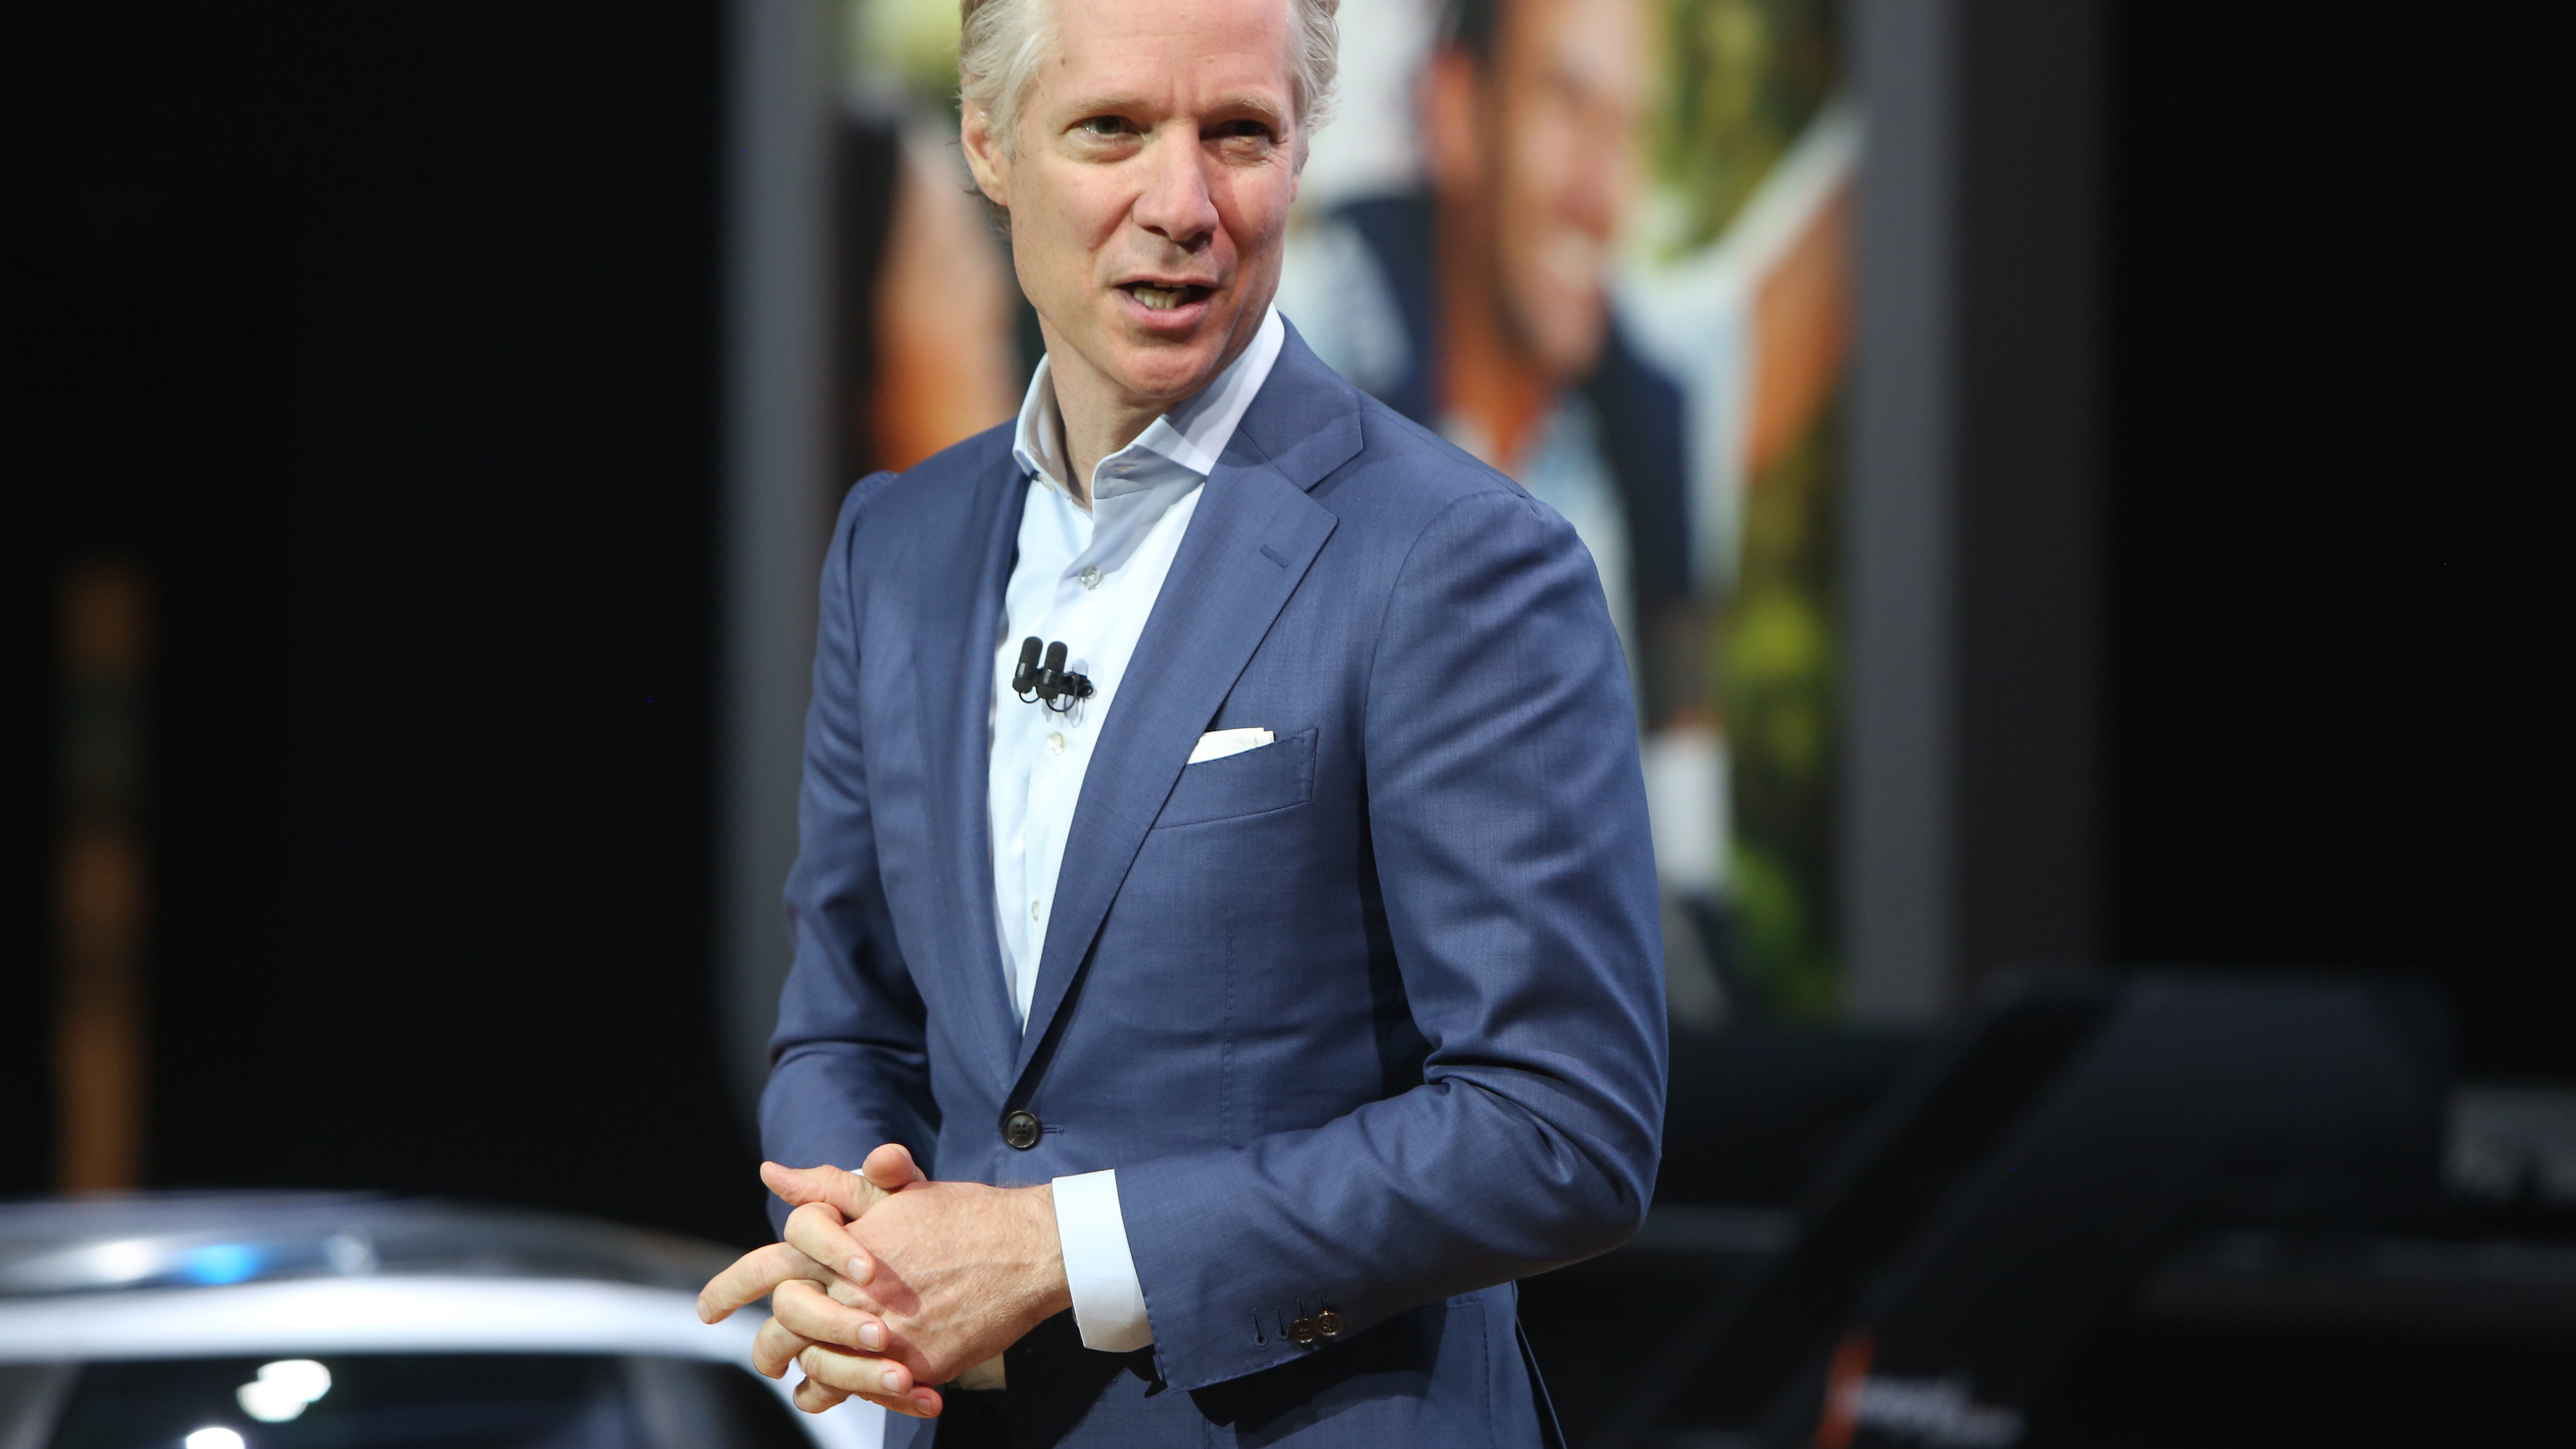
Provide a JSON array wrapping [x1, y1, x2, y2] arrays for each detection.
[[990, 306, 1288, 1355]]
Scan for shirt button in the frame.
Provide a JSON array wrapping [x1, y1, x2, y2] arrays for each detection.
[[1030, 900, 1042, 921], [1046, 731, 1067, 755], [1079, 565, 1102, 590]]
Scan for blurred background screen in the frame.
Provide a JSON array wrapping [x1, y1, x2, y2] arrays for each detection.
[[832, 0, 1856, 1020]]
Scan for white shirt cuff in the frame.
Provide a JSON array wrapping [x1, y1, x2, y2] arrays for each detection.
[[1051, 1168, 1154, 1351]]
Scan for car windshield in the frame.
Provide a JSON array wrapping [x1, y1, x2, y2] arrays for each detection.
[[0, 1354, 810, 1449]]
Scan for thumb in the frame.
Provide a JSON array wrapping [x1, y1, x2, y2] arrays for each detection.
[[761, 1160, 890, 1219], [861, 1143, 927, 1192]]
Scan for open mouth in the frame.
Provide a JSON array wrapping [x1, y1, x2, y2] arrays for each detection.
[[1122, 281, 1214, 312]]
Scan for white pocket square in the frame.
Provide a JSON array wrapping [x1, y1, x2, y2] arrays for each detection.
[[1188, 727, 1275, 764]]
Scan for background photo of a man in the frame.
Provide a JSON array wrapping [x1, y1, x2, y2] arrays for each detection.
[[1288, 0, 1699, 728]]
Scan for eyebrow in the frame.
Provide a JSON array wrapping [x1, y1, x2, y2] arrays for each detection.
[[1053, 89, 1291, 127], [1202, 91, 1290, 124]]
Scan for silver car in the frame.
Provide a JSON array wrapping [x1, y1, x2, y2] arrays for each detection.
[[0, 1194, 884, 1449]]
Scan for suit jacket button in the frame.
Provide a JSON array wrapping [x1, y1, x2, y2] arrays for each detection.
[[1001, 1110, 1042, 1150], [1287, 1317, 1320, 1346], [1314, 1310, 1346, 1338]]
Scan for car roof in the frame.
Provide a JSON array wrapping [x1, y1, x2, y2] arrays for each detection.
[[0, 1193, 737, 1299]]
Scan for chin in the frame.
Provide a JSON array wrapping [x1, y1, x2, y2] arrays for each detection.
[[1106, 335, 1233, 401], [1521, 300, 1609, 384]]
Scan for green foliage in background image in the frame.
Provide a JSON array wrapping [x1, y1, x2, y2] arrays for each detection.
[[1731, 841, 1836, 1016], [1651, 0, 1842, 250], [1723, 391, 1843, 1014], [847, 0, 965, 110]]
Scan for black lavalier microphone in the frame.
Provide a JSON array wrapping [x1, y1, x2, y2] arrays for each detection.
[[1013, 636, 1094, 712]]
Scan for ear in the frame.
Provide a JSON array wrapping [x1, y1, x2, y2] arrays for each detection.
[[961, 100, 1012, 210]]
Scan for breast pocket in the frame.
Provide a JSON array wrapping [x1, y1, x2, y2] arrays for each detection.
[[1154, 727, 1317, 829]]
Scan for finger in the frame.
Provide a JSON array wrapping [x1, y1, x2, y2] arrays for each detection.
[[821, 1275, 925, 1338], [699, 1241, 837, 1323], [851, 1386, 943, 1419], [784, 1371, 910, 1419], [784, 1199, 877, 1286], [786, 1282, 941, 1386], [860, 1142, 926, 1192], [774, 1277, 889, 1352], [791, 1374, 851, 1414], [753, 1315, 822, 1380], [798, 1341, 919, 1403], [763, 1160, 894, 1220], [809, 1381, 943, 1420]]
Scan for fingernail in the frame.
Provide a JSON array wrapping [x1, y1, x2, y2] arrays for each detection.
[[847, 1255, 870, 1280], [858, 1322, 885, 1351], [881, 1368, 904, 1393]]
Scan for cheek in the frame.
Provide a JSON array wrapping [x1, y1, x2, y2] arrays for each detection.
[[1581, 111, 1641, 211], [1006, 213, 1054, 300], [1514, 111, 1590, 221], [1213, 162, 1296, 255], [1064, 170, 1140, 249], [1013, 171, 1126, 289]]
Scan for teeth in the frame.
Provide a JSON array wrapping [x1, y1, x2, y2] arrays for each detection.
[[1131, 285, 1189, 310]]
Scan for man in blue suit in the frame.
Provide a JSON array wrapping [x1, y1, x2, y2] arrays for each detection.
[[697, 0, 1665, 1441]]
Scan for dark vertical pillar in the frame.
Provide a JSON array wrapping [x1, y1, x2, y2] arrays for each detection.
[[717, 0, 835, 1122], [55, 561, 153, 1192], [0, 529, 44, 1195], [1950, 0, 2106, 988], [1846, 0, 1959, 1019], [1847, 0, 2105, 1014]]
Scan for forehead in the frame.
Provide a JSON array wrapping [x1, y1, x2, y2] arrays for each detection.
[[1502, 0, 1644, 85], [1037, 0, 1297, 106]]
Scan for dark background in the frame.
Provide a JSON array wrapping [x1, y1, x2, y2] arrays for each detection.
[[3, 0, 753, 1240], [3, 0, 2563, 1240], [2102, 0, 2563, 1075]]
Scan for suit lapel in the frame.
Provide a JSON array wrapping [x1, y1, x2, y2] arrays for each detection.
[[908, 454, 1029, 1092], [1012, 333, 1363, 1085]]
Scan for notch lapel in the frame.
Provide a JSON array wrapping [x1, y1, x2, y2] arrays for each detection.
[[1012, 337, 1363, 1085], [908, 458, 1029, 1093]]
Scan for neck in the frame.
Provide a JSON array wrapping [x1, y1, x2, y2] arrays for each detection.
[[1036, 304, 1274, 506], [1435, 197, 1555, 475], [1044, 345, 1167, 509]]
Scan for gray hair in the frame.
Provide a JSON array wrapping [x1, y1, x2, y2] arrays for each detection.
[[960, 0, 1339, 162]]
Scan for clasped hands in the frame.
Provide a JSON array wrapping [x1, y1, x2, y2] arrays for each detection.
[[697, 1144, 1073, 1419]]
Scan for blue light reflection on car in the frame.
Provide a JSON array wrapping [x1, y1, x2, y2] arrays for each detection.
[[180, 1245, 261, 1286]]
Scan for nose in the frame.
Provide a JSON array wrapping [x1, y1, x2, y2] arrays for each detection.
[[1130, 127, 1220, 251]]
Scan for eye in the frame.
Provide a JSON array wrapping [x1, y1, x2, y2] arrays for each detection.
[[1076, 115, 1135, 139], [1207, 119, 1278, 159]]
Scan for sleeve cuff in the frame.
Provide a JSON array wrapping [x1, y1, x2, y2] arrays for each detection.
[[1051, 1168, 1154, 1351]]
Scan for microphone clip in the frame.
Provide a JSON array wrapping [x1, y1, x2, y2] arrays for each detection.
[[1013, 637, 1095, 713]]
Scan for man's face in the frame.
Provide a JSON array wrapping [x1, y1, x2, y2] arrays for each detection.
[[1457, 0, 1647, 380], [963, 0, 1301, 409]]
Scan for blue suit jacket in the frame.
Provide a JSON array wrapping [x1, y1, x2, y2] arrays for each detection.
[[763, 328, 1668, 1447]]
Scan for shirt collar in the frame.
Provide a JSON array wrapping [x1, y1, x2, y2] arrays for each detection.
[[1010, 306, 1287, 506]]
